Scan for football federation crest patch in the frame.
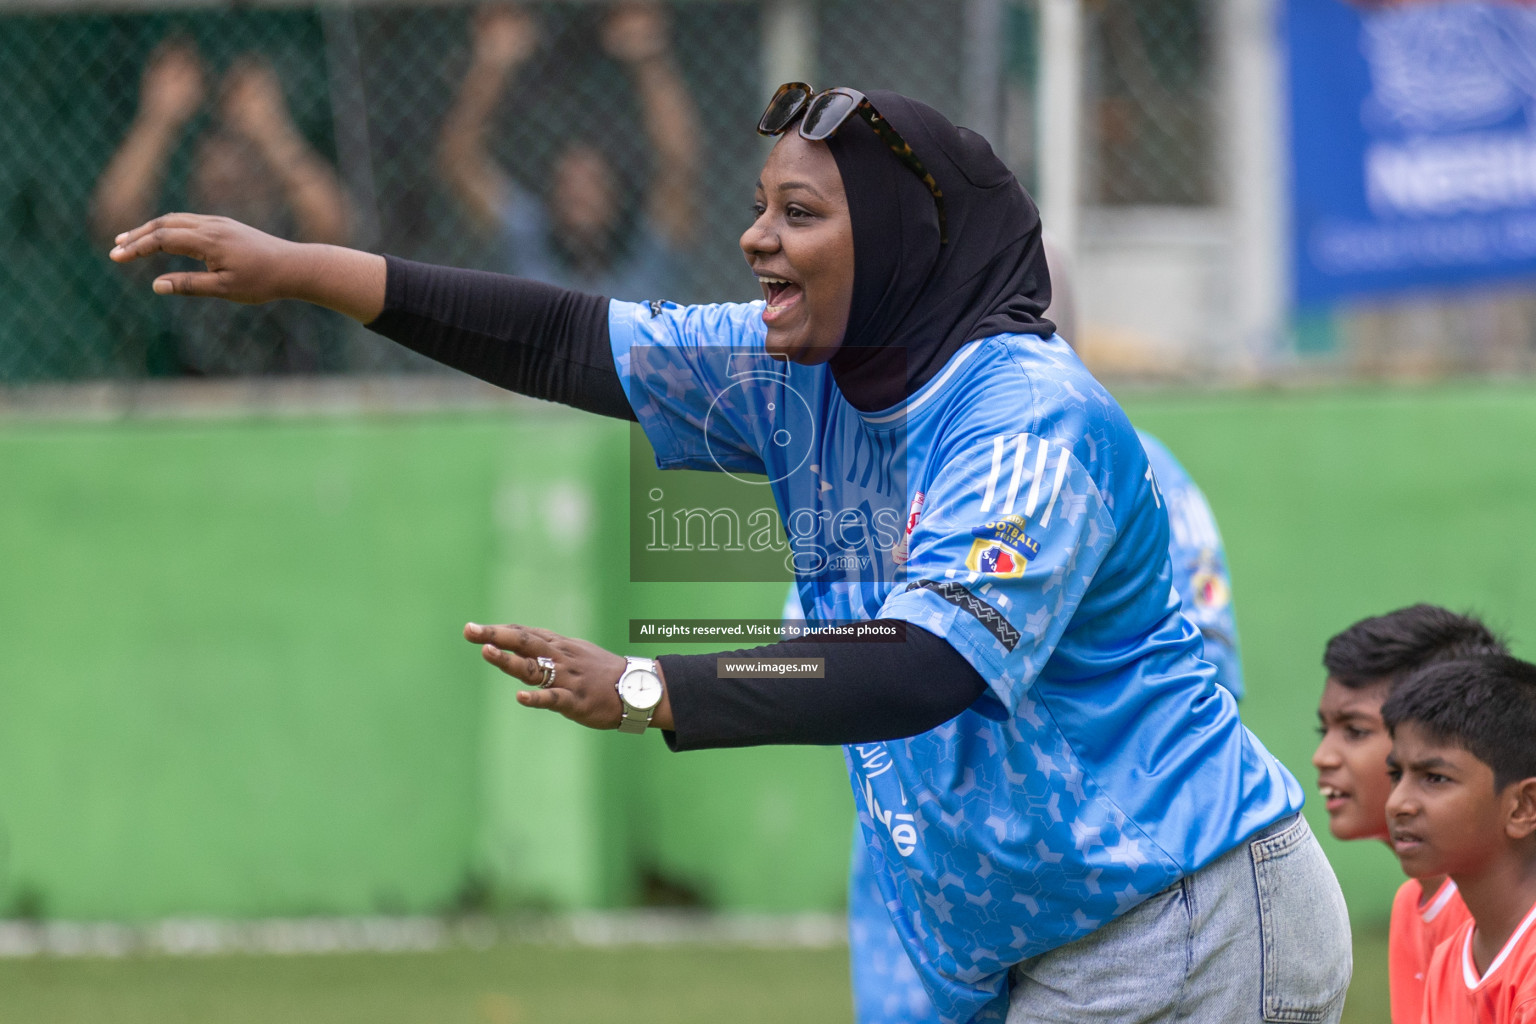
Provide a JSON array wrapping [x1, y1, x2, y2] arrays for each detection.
[[965, 515, 1040, 578]]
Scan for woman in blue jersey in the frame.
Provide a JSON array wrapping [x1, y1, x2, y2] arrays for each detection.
[[110, 85, 1349, 1023]]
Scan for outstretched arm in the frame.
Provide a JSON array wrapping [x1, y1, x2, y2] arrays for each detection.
[[107, 213, 631, 418], [91, 40, 205, 244], [220, 58, 352, 245], [438, 6, 539, 230], [466, 619, 987, 745], [602, 3, 699, 248]]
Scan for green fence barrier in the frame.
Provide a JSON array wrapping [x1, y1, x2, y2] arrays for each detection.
[[3, 383, 1534, 924]]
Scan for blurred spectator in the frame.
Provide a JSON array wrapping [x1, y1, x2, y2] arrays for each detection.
[[92, 40, 352, 374], [438, 3, 699, 300]]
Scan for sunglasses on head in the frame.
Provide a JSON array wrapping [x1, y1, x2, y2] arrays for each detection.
[[756, 83, 948, 245]]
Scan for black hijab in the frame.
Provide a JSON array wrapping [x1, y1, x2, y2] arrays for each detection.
[[824, 91, 1055, 412]]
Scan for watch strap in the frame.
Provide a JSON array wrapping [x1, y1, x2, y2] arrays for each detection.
[[617, 704, 655, 734]]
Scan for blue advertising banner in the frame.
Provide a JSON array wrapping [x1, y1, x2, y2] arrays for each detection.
[[1286, 0, 1536, 305]]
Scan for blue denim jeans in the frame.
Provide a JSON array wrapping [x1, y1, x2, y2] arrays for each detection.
[[1006, 813, 1352, 1023]]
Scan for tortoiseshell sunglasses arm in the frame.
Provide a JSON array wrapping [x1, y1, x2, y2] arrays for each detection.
[[853, 100, 949, 245]]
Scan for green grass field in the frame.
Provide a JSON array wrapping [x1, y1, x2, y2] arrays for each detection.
[[0, 925, 1386, 1024]]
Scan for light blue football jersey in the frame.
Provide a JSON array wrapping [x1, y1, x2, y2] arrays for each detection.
[[610, 299, 1303, 1024], [844, 430, 1246, 1024]]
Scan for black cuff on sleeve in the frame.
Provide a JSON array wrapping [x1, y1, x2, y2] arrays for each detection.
[[366, 255, 636, 421], [657, 622, 988, 751]]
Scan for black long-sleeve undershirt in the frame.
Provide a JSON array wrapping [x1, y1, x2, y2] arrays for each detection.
[[367, 256, 633, 420], [365, 257, 990, 748], [658, 622, 988, 750]]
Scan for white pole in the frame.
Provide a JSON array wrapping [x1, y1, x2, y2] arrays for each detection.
[[1037, 0, 1083, 264], [762, 0, 815, 102], [1221, 0, 1287, 370], [964, 0, 1006, 144]]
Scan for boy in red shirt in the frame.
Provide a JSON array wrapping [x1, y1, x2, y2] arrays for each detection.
[[1383, 655, 1536, 1024], [1313, 606, 1506, 1023]]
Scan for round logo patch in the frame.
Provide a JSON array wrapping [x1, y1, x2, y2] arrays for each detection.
[[1190, 569, 1230, 611]]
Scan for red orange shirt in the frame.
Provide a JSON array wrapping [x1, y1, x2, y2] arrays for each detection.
[[1421, 899, 1536, 1024], [1391, 878, 1473, 1024]]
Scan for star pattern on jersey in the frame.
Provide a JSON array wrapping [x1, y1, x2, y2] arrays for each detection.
[[847, 712, 1181, 1024]]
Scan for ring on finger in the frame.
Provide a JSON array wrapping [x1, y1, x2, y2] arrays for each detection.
[[536, 656, 557, 689]]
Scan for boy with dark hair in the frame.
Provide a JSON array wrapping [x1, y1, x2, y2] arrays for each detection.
[[1382, 655, 1536, 1023], [1313, 604, 1507, 1024]]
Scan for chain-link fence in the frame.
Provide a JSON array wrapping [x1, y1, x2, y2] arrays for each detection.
[[1084, 0, 1211, 206], [0, 0, 1217, 383]]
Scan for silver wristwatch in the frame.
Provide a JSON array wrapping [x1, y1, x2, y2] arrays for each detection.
[[616, 657, 664, 735]]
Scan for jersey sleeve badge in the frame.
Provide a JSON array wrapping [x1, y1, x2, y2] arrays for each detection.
[[965, 514, 1042, 578], [1188, 558, 1231, 612]]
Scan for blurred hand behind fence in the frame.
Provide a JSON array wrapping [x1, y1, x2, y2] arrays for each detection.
[[211, 57, 353, 246], [139, 40, 206, 129], [601, 2, 670, 64], [90, 40, 206, 241], [608, 1, 699, 249], [472, 5, 539, 72], [219, 59, 297, 151], [437, 6, 538, 228]]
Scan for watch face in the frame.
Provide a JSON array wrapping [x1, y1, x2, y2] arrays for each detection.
[[619, 668, 663, 710]]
